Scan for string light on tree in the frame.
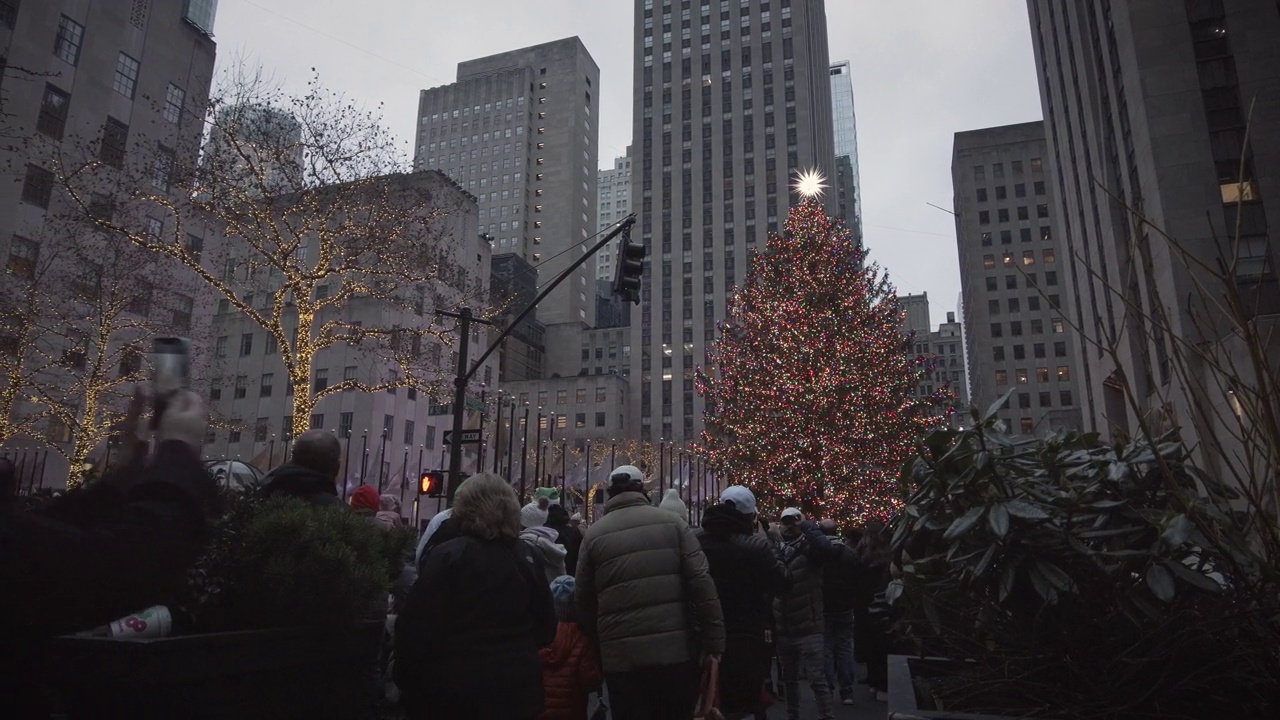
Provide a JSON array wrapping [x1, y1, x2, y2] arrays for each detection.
[[696, 197, 955, 525]]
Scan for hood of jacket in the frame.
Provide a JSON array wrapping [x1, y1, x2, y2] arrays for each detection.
[[545, 502, 572, 529], [261, 464, 338, 503], [521, 527, 568, 561], [701, 502, 756, 536]]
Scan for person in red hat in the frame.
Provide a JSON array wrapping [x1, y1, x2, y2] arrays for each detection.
[[349, 485, 381, 517]]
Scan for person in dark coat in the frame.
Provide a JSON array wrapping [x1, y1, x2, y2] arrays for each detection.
[[395, 473, 556, 720], [819, 519, 861, 704], [773, 507, 840, 720], [853, 522, 892, 699], [0, 389, 215, 718], [697, 486, 792, 719], [0, 457, 17, 508], [544, 502, 583, 577], [260, 429, 343, 506]]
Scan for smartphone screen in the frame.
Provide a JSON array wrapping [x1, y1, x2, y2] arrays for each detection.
[[152, 337, 191, 398]]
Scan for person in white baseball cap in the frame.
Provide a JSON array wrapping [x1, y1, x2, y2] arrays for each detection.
[[774, 506, 840, 719], [695, 485, 792, 717]]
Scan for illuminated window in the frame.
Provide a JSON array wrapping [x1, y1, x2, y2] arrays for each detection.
[[1221, 181, 1259, 203], [983, 254, 995, 269], [1023, 251, 1035, 266], [1036, 367, 1050, 383], [995, 370, 1008, 385], [1020, 418, 1034, 434], [1057, 366, 1071, 381], [1043, 248, 1056, 263], [1002, 253, 1014, 267]]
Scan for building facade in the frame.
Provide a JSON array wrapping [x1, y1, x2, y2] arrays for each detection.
[[490, 253, 546, 382], [900, 294, 969, 425], [596, 152, 634, 280], [953, 122, 1084, 437], [1026, 0, 1279, 452], [1, 0, 218, 486], [205, 171, 497, 492], [830, 60, 862, 248], [629, 0, 837, 442], [414, 37, 601, 328]]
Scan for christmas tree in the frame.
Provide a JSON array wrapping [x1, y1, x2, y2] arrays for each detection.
[[696, 175, 954, 525]]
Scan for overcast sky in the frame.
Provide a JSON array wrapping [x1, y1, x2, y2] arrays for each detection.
[[215, 0, 1044, 327]]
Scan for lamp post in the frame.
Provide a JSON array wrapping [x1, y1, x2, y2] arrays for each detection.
[[533, 407, 544, 489], [492, 391, 503, 474], [519, 404, 531, 502], [610, 440, 616, 471]]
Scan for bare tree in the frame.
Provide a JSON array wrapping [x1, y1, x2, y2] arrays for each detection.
[[57, 69, 482, 439]]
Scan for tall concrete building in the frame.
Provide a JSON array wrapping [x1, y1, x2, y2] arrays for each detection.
[[830, 60, 862, 247], [596, 152, 634, 280], [628, 0, 836, 442], [414, 37, 601, 329], [953, 122, 1084, 437], [900, 294, 969, 426], [1, 0, 218, 486], [1025, 1, 1279, 452]]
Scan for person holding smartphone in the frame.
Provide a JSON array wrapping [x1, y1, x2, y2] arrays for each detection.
[[0, 386, 215, 717]]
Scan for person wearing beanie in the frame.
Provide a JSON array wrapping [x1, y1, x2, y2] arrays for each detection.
[[819, 519, 864, 705], [658, 488, 689, 520], [540, 575, 601, 720], [375, 494, 404, 529], [533, 486, 561, 506], [576, 465, 725, 719], [698, 486, 793, 719], [520, 524, 568, 584], [522, 494, 552, 529], [349, 485, 380, 515]]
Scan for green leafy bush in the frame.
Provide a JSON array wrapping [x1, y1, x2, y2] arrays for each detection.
[[179, 491, 406, 633], [888, 394, 1279, 718]]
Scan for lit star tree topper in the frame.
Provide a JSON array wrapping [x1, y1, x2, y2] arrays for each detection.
[[696, 197, 955, 525], [793, 168, 829, 199]]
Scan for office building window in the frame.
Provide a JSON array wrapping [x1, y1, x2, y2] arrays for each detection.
[[1016, 368, 1029, 385], [21, 165, 54, 209], [1020, 418, 1034, 435], [163, 84, 185, 124], [1036, 367, 1050, 383], [54, 15, 85, 65], [233, 375, 247, 399], [1057, 366, 1070, 381], [6, 236, 38, 279], [113, 53, 140, 99], [100, 118, 129, 168], [314, 369, 328, 392], [575, 413, 586, 428], [595, 411, 606, 427], [254, 418, 269, 442], [576, 388, 587, 403], [239, 333, 253, 356], [404, 419, 415, 445], [37, 85, 71, 139], [339, 412, 353, 438], [995, 370, 1008, 385], [310, 414, 324, 430]]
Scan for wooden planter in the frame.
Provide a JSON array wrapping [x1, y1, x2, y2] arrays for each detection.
[[888, 655, 1016, 720], [48, 621, 383, 720]]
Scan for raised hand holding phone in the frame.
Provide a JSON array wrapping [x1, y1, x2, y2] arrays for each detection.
[[151, 338, 191, 430]]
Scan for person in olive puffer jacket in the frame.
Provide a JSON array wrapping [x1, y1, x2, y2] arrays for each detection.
[[575, 465, 725, 720], [773, 507, 840, 720]]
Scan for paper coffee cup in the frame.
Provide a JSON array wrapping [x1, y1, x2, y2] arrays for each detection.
[[108, 605, 172, 640]]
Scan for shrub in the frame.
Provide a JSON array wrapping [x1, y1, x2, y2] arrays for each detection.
[[888, 394, 1280, 718]]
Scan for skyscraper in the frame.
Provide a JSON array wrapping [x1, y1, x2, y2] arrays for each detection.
[[953, 121, 1084, 437], [414, 38, 601, 328], [596, 152, 635, 281], [628, 0, 836, 442], [830, 60, 862, 247], [1026, 1, 1279, 451]]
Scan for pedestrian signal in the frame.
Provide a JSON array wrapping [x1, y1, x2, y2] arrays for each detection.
[[419, 471, 445, 497]]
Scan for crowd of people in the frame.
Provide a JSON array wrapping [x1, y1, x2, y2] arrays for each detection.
[[395, 464, 894, 720], [0, 388, 895, 720]]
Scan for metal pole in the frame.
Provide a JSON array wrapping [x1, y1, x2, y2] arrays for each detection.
[[560, 440, 567, 503], [540, 441, 548, 488], [377, 430, 388, 493], [415, 446, 424, 527], [533, 408, 544, 488], [583, 438, 591, 511], [444, 306, 474, 503], [549, 411, 556, 443], [492, 393, 503, 474], [268, 437, 275, 471], [477, 388, 488, 472], [658, 441, 665, 492], [341, 432, 353, 500], [519, 405, 530, 502], [399, 448, 409, 512], [505, 400, 517, 482], [359, 431, 369, 490], [610, 440, 616, 471]]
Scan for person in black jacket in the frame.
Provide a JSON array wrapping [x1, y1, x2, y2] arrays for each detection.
[[395, 473, 556, 720], [0, 389, 215, 718], [544, 502, 583, 577], [260, 430, 343, 507], [697, 486, 792, 720], [819, 520, 861, 704]]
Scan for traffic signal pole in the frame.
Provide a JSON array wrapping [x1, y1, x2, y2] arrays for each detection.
[[440, 215, 637, 503]]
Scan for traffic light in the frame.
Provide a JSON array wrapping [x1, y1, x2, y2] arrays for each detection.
[[612, 235, 646, 305], [419, 471, 445, 497]]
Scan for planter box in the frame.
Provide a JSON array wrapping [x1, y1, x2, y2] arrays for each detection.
[[48, 621, 383, 720], [888, 655, 1015, 720]]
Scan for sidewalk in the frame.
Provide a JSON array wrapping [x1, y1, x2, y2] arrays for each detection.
[[765, 684, 886, 720]]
